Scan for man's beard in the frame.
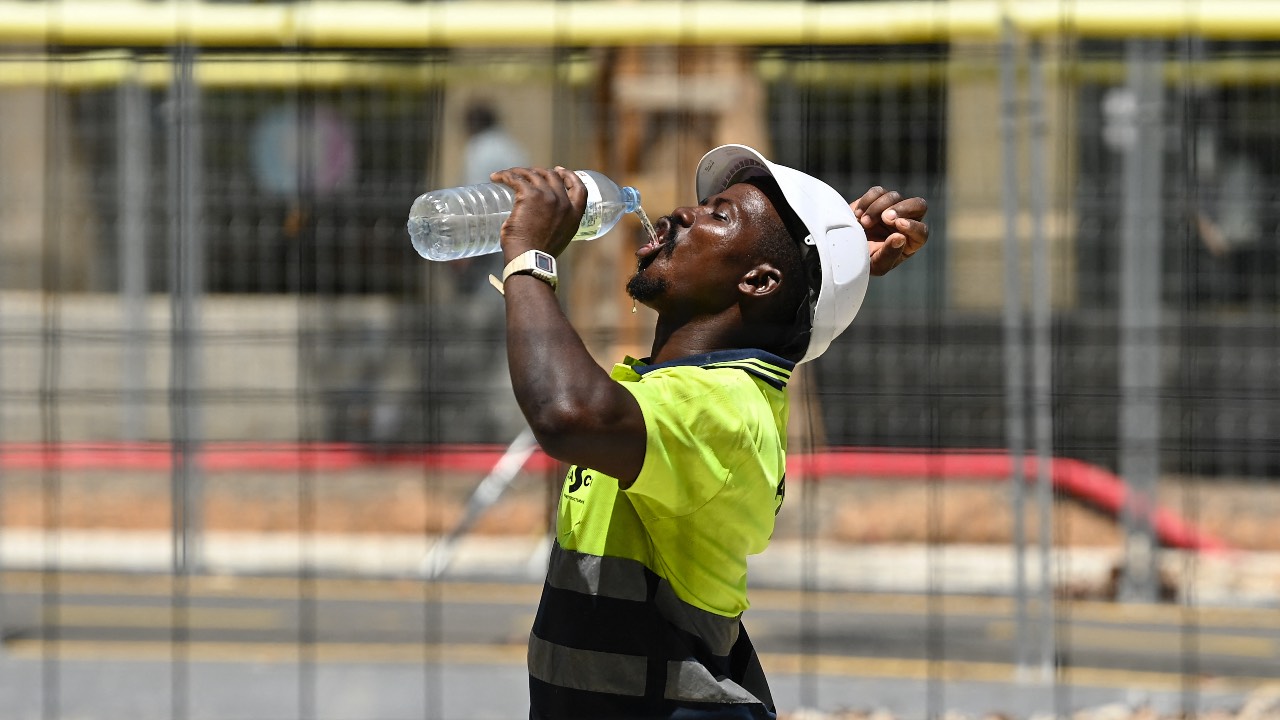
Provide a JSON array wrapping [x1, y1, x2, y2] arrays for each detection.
[[627, 221, 677, 302], [625, 271, 668, 303]]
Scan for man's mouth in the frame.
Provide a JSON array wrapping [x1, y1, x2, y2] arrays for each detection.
[[635, 217, 678, 271]]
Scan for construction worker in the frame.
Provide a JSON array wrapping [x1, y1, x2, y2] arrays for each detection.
[[490, 145, 928, 719]]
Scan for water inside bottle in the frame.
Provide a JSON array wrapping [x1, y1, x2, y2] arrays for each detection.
[[634, 205, 659, 243]]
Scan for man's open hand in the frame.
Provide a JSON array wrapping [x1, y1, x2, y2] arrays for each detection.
[[851, 186, 929, 276]]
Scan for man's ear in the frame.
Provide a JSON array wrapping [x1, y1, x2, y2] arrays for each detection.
[[739, 264, 783, 298]]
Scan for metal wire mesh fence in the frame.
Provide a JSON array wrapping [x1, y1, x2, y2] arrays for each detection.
[[1, 3, 1279, 719]]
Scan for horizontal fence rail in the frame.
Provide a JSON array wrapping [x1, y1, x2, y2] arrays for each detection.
[[5, 0, 1280, 48], [10, 53, 1280, 89]]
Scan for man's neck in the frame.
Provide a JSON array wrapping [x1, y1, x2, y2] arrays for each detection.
[[648, 314, 756, 365]]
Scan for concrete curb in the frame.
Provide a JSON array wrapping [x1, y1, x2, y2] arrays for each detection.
[[2, 529, 1277, 605]]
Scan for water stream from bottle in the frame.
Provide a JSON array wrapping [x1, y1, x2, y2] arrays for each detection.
[[630, 206, 659, 313], [634, 205, 659, 244]]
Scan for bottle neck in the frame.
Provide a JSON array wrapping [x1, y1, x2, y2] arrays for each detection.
[[620, 186, 640, 214]]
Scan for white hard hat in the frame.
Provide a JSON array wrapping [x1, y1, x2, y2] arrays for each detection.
[[695, 144, 869, 364]]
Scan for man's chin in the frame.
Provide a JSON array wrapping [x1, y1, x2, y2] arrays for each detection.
[[625, 272, 667, 304]]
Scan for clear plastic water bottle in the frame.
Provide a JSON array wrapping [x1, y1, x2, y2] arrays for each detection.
[[407, 170, 641, 261]]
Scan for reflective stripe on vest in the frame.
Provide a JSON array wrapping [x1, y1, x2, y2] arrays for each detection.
[[528, 634, 767, 705], [665, 659, 765, 704], [527, 633, 648, 697], [545, 542, 741, 656], [545, 539, 648, 602]]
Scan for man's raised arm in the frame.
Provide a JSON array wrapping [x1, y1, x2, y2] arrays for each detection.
[[490, 167, 647, 486]]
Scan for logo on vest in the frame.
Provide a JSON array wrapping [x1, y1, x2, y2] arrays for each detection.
[[566, 466, 593, 494]]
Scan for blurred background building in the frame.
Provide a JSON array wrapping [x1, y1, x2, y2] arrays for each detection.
[[1, 4, 1274, 464]]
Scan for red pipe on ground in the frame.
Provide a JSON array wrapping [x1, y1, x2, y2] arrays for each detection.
[[0, 442, 1228, 552]]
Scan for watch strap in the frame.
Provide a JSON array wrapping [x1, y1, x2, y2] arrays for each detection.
[[492, 249, 558, 295]]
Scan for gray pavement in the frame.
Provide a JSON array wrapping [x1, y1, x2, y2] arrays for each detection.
[[0, 653, 1259, 720], [3, 529, 1279, 719]]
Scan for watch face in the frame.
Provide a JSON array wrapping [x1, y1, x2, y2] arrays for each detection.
[[535, 253, 554, 272]]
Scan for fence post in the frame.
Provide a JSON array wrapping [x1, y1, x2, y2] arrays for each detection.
[[1117, 39, 1165, 603], [167, 44, 205, 576], [998, 16, 1032, 676], [118, 60, 149, 442], [1027, 38, 1057, 678]]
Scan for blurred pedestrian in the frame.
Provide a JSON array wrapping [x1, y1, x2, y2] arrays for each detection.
[[1194, 133, 1274, 304], [462, 100, 530, 186]]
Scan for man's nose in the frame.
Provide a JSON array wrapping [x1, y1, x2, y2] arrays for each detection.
[[671, 206, 697, 225]]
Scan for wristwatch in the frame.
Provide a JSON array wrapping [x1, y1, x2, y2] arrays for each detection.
[[499, 249, 558, 293]]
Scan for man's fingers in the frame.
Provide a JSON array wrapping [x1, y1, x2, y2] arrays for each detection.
[[495, 166, 555, 187], [851, 188, 928, 229], [894, 217, 929, 255], [884, 196, 928, 223], [856, 188, 930, 276], [850, 186, 886, 219], [867, 239, 906, 277], [859, 190, 903, 229], [499, 167, 574, 208], [869, 238, 902, 261], [492, 166, 542, 194], [554, 167, 588, 209], [869, 223, 926, 275]]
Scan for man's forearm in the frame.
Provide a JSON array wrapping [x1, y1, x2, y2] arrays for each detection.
[[503, 274, 607, 425], [501, 273, 646, 483], [490, 164, 647, 481]]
